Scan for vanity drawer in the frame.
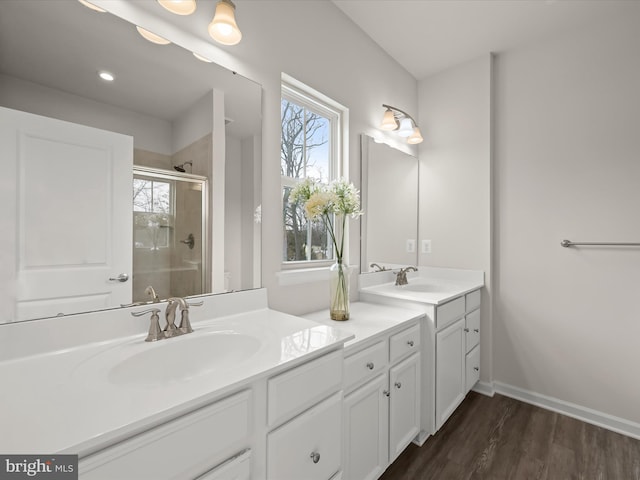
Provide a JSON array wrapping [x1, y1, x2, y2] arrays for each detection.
[[344, 340, 387, 391], [435, 296, 465, 329], [80, 390, 251, 480], [389, 323, 421, 364], [465, 309, 480, 353], [267, 392, 342, 480], [466, 290, 481, 312], [466, 345, 480, 393], [268, 349, 343, 428]]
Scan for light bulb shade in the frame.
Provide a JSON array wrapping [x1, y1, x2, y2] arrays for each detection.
[[208, 0, 242, 46], [78, 0, 106, 12], [407, 127, 424, 144], [380, 108, 398, 131], [157, 0, 196, 15], [397, 117, 414, 137], [136, 26, 171, 45]]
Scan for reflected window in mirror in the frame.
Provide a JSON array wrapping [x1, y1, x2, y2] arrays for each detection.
[[280, 79, 344, 266], [133, 178, 172, 250]]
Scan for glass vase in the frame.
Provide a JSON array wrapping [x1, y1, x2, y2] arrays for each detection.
[[329, 261, 350, 321]]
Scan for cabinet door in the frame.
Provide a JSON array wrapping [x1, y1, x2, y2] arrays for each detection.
[[435, 317, 466, 431], [466, 345, 480, 393], [389, 353, 420, 463], [343, 374, 389, 480]]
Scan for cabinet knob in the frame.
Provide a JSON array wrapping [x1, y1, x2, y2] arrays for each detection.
[[474, 367, 479, 371], [407, 340, 414, 347], [474, 329, 479, 333], [395, 382, 402, 389], [310, 452, 320, 464], [383, 390, 390, 397], [366, 362, 374, 370], [464, 328, 470, 333]]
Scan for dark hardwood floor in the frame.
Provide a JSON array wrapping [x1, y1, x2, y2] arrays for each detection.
[[380, 392, 640, 480]]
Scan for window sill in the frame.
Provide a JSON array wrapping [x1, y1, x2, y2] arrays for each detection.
[[276, 265, 359, 286]]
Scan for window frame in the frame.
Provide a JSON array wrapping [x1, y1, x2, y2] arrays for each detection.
[[280, 76, 348, 271]]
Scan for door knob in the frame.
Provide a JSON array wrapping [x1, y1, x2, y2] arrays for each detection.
[[109, 273, 129, 283]]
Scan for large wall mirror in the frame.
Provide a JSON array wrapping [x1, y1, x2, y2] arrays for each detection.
[[0, 0, 262, 323], [360, 134, 418, 272]]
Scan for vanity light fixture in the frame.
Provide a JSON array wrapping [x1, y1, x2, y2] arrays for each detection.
[[157, 0, 197, 16], [208, 0, 242, 46], [136, 26, 172, 45], [379, 104, 424, 144], [77, 0, 106, 13]]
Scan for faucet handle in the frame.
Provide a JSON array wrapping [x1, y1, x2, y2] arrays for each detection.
[[131, 308, 165, 342]]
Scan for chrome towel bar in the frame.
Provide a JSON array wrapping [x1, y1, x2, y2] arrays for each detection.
[[561, 239, 640, 248]]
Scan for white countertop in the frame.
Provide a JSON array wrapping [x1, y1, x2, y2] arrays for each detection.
[[359, 267, 484, 305], [0, 307, 352, 456], [302, 302, 424, 352]]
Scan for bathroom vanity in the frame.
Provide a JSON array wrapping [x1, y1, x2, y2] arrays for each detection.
[[359, 267, 484, 443], [0, 289, 353, 480]]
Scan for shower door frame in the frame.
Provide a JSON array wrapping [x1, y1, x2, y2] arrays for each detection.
[[132, 165, 209, 298]]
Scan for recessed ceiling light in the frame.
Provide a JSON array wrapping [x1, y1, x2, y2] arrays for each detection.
[[99, 71, 115, 82], [136, 26, 171, 45], [157, 0, 197, 16], [78, 0, 106, 13], [192, 52, 213, 63]]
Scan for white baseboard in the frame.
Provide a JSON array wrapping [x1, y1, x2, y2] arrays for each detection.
[[472, 381, 495, 397], [491, 381, 640, 441]]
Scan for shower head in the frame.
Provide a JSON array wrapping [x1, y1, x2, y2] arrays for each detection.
[[174, 161, 192, 172]]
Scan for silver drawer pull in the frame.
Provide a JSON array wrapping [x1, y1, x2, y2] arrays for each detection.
[[474, 367, 479, 371], [474, 328, 479, 333], [366, 362, 374, 370], [310, 452, 320, 464], [383, 390, 390, 397], [464, 327, 470, 332], [395, 382, 402, 389], [407, 340, 414, 347]]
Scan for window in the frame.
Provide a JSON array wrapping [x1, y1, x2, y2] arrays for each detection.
[[133, 177, 173, 249], [281, 80, 344, 265]]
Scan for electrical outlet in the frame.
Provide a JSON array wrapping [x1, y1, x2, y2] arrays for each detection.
[[406, 239, 416, 253], [422, 239, 432, 254]]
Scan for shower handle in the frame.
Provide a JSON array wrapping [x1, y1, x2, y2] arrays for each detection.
[[180, 233, 195, 250]]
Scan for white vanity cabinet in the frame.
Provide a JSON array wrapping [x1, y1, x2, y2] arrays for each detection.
[[266, 349, 344, 480], [342, 322, 421, 480], [79, 390, 253, 480], [435, 290, 481, 431]]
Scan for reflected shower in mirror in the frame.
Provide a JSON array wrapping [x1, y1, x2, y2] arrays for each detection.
[[360, 134, 419, 273], [0, 0, 262, 323]]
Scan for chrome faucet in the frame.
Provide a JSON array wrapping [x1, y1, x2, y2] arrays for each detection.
[[131, 297, 203, 342], [370, 263, 390, 272], [395, 266, 418, 286]]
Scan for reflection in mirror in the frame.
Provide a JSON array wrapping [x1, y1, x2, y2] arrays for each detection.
[[360, 134, 419, 273], [0, 0, 262, 323]]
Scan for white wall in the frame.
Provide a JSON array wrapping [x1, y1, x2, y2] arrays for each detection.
[[494, 12, 640, 425], [0, 74, 172, 154], [418, 56, 493, 382]]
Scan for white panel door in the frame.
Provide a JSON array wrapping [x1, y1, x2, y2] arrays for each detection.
[[435, 317, 466, 430], [343, 373, 388, 480], [389, 353, 420, 463], [0, 107, 133, 321]]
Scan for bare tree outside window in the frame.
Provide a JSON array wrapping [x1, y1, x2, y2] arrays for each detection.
[[281, 96, 334, 262]]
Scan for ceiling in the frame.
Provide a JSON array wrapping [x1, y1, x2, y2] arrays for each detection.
[[332, 0, 640, 80]]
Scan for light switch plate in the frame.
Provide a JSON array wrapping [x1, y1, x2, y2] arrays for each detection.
[[406, 239, 416, 253], [422, 239, 432, 254]]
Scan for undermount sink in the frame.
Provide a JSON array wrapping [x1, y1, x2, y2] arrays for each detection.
[[108, 331, 262, 386], [399, 283, 455, 293]]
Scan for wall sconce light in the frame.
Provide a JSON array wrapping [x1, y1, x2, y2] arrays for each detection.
[[157, 0, 197, 16], [208, 0, 242, 46], [380, 104, 423, 144]]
